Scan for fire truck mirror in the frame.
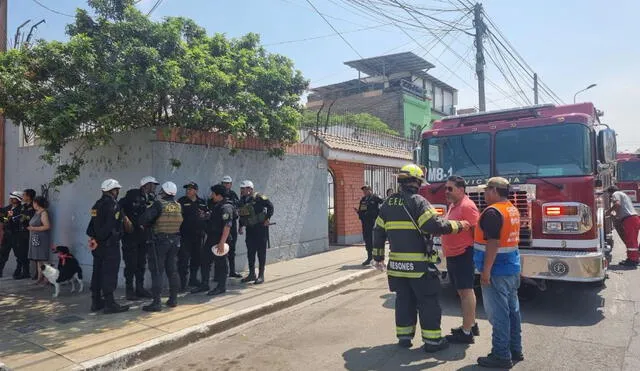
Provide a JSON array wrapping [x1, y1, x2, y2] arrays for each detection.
[[413, 146, 421, 165], [597, 129, 617, 164]]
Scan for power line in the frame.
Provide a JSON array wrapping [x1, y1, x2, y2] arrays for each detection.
[[31, 0, 73, 18], [485, 37, 531, 105], [147, 0, 165, 16], [305, 0, 365, 59], [264, 23, 392, 46]]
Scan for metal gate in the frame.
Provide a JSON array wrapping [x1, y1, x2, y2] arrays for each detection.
[[364, 164, 399, 197], [328, 170, 337, 244]]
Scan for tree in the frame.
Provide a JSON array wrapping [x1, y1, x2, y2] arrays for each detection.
[[0, 0, 308, 186], [300, 110, 399, 136]]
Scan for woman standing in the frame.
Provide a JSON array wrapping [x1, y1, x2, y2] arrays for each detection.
[[28, 196, 51, 284]]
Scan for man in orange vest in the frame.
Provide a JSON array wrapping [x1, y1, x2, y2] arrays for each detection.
[[474, 177, 523, 369]]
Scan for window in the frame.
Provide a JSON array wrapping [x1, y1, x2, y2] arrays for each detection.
[[423, 133, 491, 182], [19, 124, 40, 147], [618, 161, 640, 181]]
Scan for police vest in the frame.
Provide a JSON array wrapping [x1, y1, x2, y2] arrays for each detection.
[[238, 194, 267, 227], [154, 199, 183, 234], [473, 200, 521, 276]]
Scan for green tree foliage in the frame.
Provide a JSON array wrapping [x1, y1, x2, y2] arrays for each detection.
[[300, 110, 399, 136], [0, 0, 308, 185]]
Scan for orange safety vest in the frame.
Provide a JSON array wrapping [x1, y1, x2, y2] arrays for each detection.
[[474, 200, 521, 275]]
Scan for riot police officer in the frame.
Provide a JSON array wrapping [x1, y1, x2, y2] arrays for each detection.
[[177, 181, 209, 290], [356, 185, 383, 266], [87, 179, 130, 314], [0, 192, 24, 278], [192, 184, 233, 296], [238, 180, 273, 285], [138, 182, 183, 312], [119, 176, 158, 300], [221, 175, 242, 278], [373, 164, 470, 352]]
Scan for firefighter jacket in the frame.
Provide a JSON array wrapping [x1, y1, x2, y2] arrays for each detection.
[[239, 193, 273, 228], [139, 196, 183, 235], [373, 190, 465, 278]]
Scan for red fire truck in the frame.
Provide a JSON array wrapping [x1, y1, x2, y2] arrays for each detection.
[[616, 153, 640, 212], [418, 103, 617, 287]]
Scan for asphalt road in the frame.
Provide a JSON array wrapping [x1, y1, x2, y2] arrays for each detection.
[[131, 234, 640, 371]]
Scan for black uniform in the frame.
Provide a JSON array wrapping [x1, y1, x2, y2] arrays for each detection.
[[225, 189, 241, 276], [373, 188, 464, 349], [177, 195, 208, 288], [358, 194, 384, 262], [87, 194, 128, 312], [197, 199, 234, 293], [139, 196, 183, 310], [239, 193, 274, 282], [0, 203, 24, 278], [119, 188, 154, 297]]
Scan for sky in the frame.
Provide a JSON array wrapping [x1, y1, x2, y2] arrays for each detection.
[[8, 0, 640, 151]]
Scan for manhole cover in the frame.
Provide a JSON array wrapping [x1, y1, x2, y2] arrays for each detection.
[[54, 315, 84, 324], [13, 323, 45, 334]]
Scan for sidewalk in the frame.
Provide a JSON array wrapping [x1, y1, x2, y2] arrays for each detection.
[[0, 245, 379, 371]]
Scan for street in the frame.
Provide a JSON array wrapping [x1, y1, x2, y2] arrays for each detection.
[[131, 234, 640, 371]]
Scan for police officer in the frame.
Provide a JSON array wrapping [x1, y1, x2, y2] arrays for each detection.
[[177, 181, 209, 290], [221, 175, 242, 278], [192, 184, 233, 296], [87, 179, 130, 314], [0, 192, 24, 278], [119, 176, 158, 300], [355, 185, 384, 266], [238, 180, 274, 284], [20, 189, 36, 279], [373, 164, 470, 352], [138, 182, 183, 312]]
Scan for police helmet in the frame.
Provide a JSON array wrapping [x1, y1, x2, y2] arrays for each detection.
[[240, 180, 254, 189], [101, 179, 122, 192], [140, 176, 160, 186], [161, 181, 178, 196], [9, 191, 23, 201]]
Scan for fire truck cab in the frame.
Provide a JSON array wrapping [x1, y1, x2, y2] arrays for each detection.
[[616, 153, 640, 213], [418, 103, 616, 286]]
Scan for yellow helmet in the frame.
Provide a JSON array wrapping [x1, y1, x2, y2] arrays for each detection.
[[398, 164, 425, 183]]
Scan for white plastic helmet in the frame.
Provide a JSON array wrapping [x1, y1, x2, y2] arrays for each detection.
[[9, 191, 23, 201], [221, 175, 233, 183], [161, 181, 177, 196], [101, 179, 122, 192], [140, 176, 159, 186], [239, 180, 254, 189]]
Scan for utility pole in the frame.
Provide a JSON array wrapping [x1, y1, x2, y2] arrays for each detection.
[[473, 3, 486, 112], [0, 0, 6, 202], [533, 73, 539, 104]]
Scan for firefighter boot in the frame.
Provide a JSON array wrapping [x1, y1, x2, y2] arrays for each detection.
[[103, 293, 130, 314]]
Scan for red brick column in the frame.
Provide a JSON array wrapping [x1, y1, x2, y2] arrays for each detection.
[[329, 160, 365, 245]]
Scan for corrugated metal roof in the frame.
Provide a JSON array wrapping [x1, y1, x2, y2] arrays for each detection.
[[344, 52, 435, 77]]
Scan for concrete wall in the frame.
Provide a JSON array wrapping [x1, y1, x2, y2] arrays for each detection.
[[3, 123, 329, 285]]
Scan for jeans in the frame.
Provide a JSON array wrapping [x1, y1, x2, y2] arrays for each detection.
[[481, 274, 522, 359]]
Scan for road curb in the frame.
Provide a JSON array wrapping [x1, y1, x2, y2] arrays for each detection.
[[75, 267, 380, 371]]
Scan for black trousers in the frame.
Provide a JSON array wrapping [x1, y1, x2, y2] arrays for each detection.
[[121, 233, 148, 287], [246, 227, 267, 274], [147, 234, 180, 302], [91, 240, 122, 298], [201, 235, 228, 289], [362, 221, 374, 258], [178, 231, 203, 284], [228, 221, 238, 273], [389, 272, 442, 343]]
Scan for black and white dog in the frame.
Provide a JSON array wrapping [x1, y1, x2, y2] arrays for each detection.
[[41, 246, 83, 298]]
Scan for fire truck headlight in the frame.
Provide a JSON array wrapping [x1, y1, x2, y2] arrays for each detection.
[[563, 221, 579, 232], [542, 202, 592, 234], [546, 222, 562, 232]]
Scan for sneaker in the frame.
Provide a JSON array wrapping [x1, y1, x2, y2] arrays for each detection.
[[477, 353, 513, 369], [511, 351, 524, 363], [472, 323, 480, 336], [446, 327, 474, 344], [423, 337, 449, 353], [398, 339, 412, 348], [619, 259, 639, 267]]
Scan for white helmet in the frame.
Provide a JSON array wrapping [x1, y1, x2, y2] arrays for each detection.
[[240, 180, 254, 189], [140, 176, 159, 186], [9, 191, 23, 201], [161, 181, 177, 196], [101, 179, 122, 192], [222, 175, 233, 183]]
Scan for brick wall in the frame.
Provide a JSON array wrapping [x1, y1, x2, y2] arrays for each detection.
[[329, 159, 365, 244]]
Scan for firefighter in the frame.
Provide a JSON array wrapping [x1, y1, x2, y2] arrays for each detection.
[[355, 185, 384, 265], [238, 180, 274, 284], [0, 192, 25, 278], [87, 179, 130, 314], [177, 181, 209, 290], [373, 164, 470, 352], [119, 176, 158, 300], [138, 181, 183, 312], [221, 176, 242, 278]]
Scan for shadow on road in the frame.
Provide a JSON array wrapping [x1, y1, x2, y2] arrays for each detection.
[[343, 342, 471, 371]]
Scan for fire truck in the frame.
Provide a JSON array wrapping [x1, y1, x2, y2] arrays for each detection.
[[418, 103, 617, 287], [615, 153, 640, 212]]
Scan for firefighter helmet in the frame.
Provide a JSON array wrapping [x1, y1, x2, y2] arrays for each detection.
[[397, 164, 425, 183]]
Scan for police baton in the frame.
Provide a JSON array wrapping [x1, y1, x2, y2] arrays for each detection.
[[266, 222, 276, 249]]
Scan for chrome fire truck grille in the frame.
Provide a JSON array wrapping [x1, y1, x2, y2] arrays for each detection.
[[466, 185, 535, 248]]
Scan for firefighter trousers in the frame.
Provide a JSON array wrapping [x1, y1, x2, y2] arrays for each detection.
[[389, 272, 443, 343]]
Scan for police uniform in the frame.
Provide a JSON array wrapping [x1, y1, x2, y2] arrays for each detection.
[[119, 188, 155, 299], [239, 192, 274, 284], [177, 183, 209, 289], [357, 188, 384, 264], [87, 193, 129, 313], [224, 188, 241, 277], [0, 198, 24, 278], [373, 164, 466, 352], [18, 201, 35, 278], [195, 196, 234, 295], [139, 193, 183, 311]]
